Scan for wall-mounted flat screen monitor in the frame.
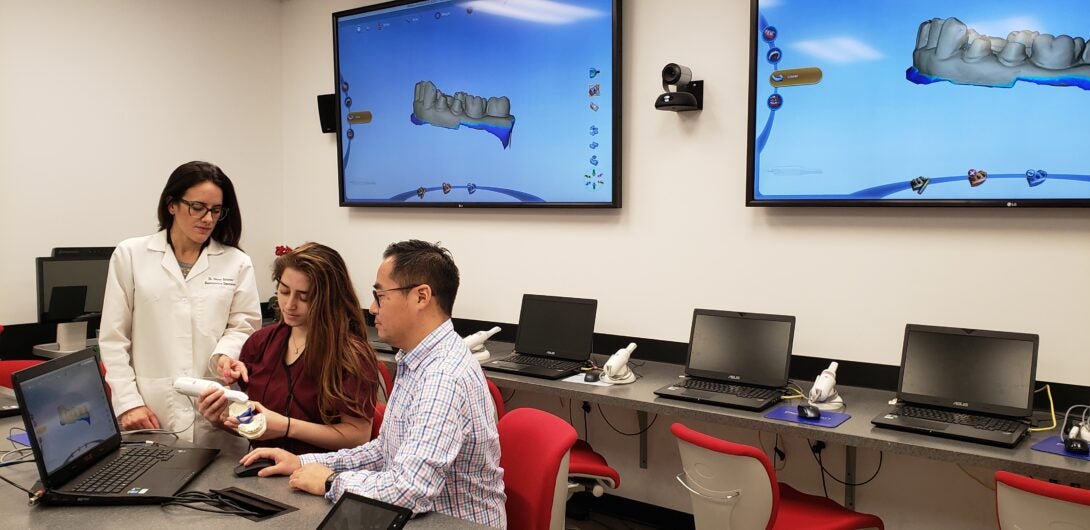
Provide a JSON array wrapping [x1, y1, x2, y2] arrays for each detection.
[[748, 0, 1090, 207], [36, 256, 111, 323], [333, 0, 620, 207]]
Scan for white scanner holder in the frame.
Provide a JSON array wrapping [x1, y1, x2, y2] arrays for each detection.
[[601, 343, 638, 385], [463, 326, 501, 363], [807, 362, 845, 412]]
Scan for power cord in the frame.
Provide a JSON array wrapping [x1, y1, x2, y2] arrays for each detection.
[[595, 404, 658, 436], [808, 440, 883, 497], [956, 463, 996, 491], [1028, 384, 1056, 432]]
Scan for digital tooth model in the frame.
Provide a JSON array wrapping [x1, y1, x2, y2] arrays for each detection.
[[410, 80, 516, 148], [908, 17, 1090, 90], [58, 403, 92, 426]]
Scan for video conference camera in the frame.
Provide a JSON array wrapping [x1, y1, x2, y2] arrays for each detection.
[[655, 63, 704, 112]]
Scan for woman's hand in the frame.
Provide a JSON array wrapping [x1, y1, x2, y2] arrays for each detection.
[[215, 355, 249, 385], [195, 387, 230, 427], [225, 401, 287, 440], [118, 406, 161, 430]]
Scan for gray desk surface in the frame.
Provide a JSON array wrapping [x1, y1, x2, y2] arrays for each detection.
[[440, 342, 1090, 485], [0, 417, 491, 529]]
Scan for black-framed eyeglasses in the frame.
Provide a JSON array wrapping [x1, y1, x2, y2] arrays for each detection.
[[178, 198, 230, 223], [372, 285, 416, 307]]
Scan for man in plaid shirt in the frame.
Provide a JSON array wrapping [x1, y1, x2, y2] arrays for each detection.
[[242, 240, 506, 528]]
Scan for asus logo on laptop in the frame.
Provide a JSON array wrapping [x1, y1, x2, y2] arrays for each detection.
[[545, 350, 556, 356], [953, 401, 969, 407], [727, 375, 741, 381]]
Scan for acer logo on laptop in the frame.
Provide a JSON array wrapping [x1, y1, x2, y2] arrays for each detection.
[[953, 401, 969, 407]]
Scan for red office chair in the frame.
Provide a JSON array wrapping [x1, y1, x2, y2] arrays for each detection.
[[568, 440, 621, 497], [0, 360, 44, 390], [995, 470, 1090, 529], [671, 423, 884, 530], [499, 408, 577, 530]]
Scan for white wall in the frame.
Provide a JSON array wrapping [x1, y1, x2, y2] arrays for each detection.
[[0, 0, 284, 324], [3, 1, 1086, 528]]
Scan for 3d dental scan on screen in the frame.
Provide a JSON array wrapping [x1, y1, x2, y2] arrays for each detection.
[[333, 0, 619, 207], [749, 0, 1090, 206]]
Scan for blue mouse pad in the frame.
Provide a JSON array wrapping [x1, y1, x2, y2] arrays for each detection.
[[1030, 436, 1090, 461], [7, 433, 30, 447], [765, 405, 850, 428]]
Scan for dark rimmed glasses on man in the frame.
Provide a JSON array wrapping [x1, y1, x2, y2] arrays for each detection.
[[372, 286, 416, 307]]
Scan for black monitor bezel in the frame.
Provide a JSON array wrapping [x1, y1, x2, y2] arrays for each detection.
[[683, 308, 796, 388], [744, 0, 1090, 208], [35, 255, 112, 324], [896, 323, 1039, 417]]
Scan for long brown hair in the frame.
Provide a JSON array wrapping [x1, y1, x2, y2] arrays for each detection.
[[274, 242, 379, 423]]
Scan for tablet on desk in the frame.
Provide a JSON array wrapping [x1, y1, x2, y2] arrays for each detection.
[[316, 491, 412, 530]]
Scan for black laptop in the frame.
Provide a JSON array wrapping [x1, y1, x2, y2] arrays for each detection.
[[12, 349, 219, 505], [483, 294, 596, 380], [654, 309, 794, 411], [871, 324, 1038, 448]]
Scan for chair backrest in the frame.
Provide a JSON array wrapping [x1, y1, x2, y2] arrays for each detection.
[[671, 423, 779, 530], [0, 360, 45, 390], [499, 408, 577, 530], [996, 470, 1090, 529], [376, 361, 393, 403]]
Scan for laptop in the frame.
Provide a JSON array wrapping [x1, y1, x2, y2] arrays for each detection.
[[654, 309, 794, 411], [0, 392, 19, 418], [871, 324, 1038, 448], [483, 294, 596, 380], [12, 349, 219, 505]]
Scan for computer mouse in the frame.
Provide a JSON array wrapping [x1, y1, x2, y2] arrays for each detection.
[[797, 404, 821, 420], [584, 371, 601, 383], [234, 458, 276, 477], [1064, 438, 1090, 455]]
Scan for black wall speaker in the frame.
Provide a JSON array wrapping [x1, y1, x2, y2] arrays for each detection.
[[317, 94, 337, 133]]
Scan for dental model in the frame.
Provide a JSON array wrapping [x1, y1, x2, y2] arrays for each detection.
[[410, 80, 516, 147], [909, 17, 1090, 90]]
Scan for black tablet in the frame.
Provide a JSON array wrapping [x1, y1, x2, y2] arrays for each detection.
[[316, 492, 412, 530]]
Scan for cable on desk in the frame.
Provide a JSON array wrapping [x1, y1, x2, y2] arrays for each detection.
[[161, 490, 263, 517], [500, 388, 516, 403], [1028, 384, 1056, 432], [0, 472, 35, 495], [595, 404, 658, 436]]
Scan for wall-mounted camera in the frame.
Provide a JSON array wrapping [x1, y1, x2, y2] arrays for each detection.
[[655, 63, 703, 112]]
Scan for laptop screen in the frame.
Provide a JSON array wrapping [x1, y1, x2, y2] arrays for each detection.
[[15, 350, 120, 480], [515, 294, 597, 361], [898, 325, 1038, 417], [685, 309, 795, 388]]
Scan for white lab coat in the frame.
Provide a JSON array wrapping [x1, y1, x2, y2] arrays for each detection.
[[99, 230, 261, 445]]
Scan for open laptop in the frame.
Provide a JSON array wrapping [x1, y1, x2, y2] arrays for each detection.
[[871, 324, 1038, 448], [483, 294, 596, 380], [654, 309, 794, 411], [12, 349, 219, 505]]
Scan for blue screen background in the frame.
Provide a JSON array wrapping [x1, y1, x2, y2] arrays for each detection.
[[336, 0, 615, 204], [753, 0, 1090, 201]]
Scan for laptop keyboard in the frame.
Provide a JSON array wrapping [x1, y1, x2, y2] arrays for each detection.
[[898, 405, 1022, 432], [505, 354, 583, 371], [71, 446, 175, 494], [679, 378, 779, 400]]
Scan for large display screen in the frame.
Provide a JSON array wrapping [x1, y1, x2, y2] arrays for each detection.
[[334, 0, 620, 207], [748, 0, 1090, 206]]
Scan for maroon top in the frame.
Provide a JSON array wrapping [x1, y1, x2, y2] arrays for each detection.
[[239, 323, 377, 455]]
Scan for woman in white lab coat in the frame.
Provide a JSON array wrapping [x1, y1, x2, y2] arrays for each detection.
[[99, 161, 261, 444]]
